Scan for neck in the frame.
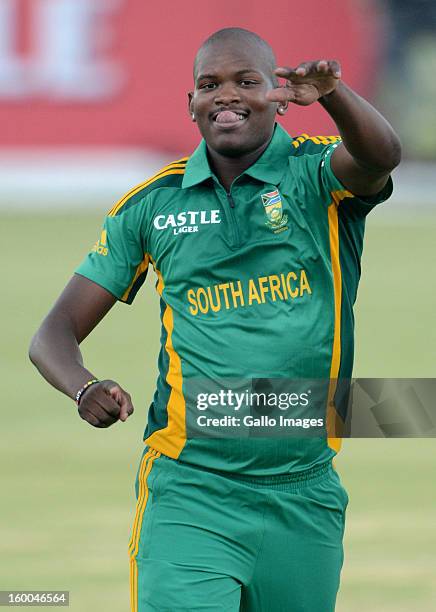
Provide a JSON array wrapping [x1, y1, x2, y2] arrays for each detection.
[[207, 137, 272, 192]]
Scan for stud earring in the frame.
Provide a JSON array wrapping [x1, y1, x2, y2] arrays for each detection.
[[191, 113, 195, 120]]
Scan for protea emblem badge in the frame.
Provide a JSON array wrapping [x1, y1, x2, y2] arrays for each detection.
[[261, 189, 288, 233]]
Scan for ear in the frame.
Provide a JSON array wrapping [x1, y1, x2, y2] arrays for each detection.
[[188, 91, 195, 121], [276, 101, 288, 116]]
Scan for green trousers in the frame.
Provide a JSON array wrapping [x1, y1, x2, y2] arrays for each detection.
[[129, 447, 348, 611]]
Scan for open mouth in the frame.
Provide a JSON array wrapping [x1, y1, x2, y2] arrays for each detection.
[[212, 110, 249, 128]]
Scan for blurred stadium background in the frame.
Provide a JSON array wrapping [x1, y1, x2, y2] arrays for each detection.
[[1, 1, 435, 610]]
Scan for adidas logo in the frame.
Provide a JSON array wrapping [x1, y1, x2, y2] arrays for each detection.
[[92, 230, 108, 256]]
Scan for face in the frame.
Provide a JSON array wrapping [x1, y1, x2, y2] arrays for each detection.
[[189, 41, 283, 158]]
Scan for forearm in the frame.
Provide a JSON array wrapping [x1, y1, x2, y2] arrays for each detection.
[[319, 81, 401, 172], [29, 313, 96, 400]]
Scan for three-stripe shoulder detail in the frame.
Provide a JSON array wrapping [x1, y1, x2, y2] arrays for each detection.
[[108, 157, 188, 217], [291, 134, 341, 150]]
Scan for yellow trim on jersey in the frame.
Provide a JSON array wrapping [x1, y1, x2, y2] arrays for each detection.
[[108, 158, 188, 217], [327, 189, 354, 453], [130, 557, 137, 612], [145, 257, 187, 459], [128, 449, 155, 554], [129, 449, 161, 612], [292, 134, 341, 149], [121, 253, 150, 302]]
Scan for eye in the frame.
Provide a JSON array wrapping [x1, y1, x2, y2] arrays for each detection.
[[240, 80, 258, 87], [199, 82, 217, 90]]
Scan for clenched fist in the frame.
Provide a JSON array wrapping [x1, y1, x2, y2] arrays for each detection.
[[77, 379, 134, 428]]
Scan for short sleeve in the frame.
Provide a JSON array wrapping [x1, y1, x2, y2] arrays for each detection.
[[75, 201, 150, 305], [320, 142, 394, 216]]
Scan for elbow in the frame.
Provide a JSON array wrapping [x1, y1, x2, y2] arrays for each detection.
[[29, 325, 47, 368], [388, 135, 402, 170], [28, 332, 40, 366], [382, 130, 402, 171], [369, 138, 402, 175], [355, 134, 402, 175], [367, 132, 402, 174]]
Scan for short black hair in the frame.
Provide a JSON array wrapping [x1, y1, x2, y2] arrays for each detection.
[[194, 27, 277, 85]]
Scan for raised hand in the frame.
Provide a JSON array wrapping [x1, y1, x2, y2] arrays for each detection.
[[267, 60, 341, 107], [77, 379, 134, 428]]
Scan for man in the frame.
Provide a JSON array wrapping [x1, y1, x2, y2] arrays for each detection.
[[30, 27, 401, 612]]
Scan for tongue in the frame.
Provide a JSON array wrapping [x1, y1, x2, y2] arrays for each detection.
[[216, 111, 240, 123]]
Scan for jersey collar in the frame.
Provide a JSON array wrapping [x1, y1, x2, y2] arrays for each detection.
[[182, 122, 293, 189]]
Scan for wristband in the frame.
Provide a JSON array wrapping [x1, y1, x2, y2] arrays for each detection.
[[75, 379, 100, 406]]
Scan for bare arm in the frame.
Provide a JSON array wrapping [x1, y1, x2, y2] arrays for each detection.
[[29, 274, 134, 427], [319, 81, 401, 195], [267, 60, 402, 195]]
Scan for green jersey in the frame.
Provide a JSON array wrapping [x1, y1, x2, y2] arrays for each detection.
[[76, 123, 392, 475]]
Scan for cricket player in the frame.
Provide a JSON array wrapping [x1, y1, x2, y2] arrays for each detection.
[[30, 28, 401, 611]]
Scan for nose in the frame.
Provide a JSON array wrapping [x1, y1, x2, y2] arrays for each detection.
[[214, 81, 241, 106]]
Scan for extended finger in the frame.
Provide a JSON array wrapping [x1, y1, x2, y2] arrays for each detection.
[[266, 86, 296, 103], [294, 61, 314, 77], [316, 60, 329, 74], [275, 61, 341, 79], [275, 62, 314, 79], [328, 60, 341, 78], [315, 59, 341, 78], [274, 66, 298, 80]]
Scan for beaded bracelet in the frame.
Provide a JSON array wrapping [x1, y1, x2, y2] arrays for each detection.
[[75, 379, 100, 406]]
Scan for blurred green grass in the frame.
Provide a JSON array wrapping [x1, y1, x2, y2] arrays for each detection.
[[1, 211, 435, 611]]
